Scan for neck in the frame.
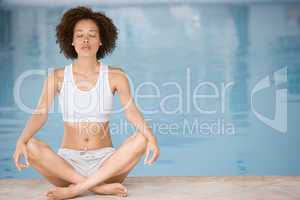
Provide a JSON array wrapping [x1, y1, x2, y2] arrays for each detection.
[[73, 57, 100, 73]]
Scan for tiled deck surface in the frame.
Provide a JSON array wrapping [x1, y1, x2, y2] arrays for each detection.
[[0, 176, 299, 199]]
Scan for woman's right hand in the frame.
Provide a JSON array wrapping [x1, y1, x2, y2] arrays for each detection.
[[13, 140, 30, 171]]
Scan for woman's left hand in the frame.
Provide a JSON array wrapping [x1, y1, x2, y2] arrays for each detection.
[[144, 136, 160, 165]]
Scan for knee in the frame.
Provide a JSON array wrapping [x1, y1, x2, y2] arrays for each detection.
[[131, 132, 147, 154], [26, 138, 48, 161]]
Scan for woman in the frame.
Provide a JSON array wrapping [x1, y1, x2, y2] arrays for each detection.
[[12, 6, 160, 200]]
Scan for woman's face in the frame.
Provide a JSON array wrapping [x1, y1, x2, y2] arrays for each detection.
[[72, 19, 101, 58]]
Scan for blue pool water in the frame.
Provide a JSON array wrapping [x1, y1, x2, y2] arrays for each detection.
[[0, 2, 300, 179]]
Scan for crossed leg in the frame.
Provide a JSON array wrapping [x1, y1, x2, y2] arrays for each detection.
[[26, 131, 147, 198]]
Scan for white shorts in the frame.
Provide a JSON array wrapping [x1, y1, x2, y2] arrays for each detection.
[[57, 147, 115, 177]]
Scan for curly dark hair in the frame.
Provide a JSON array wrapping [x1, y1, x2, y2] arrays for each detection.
[[56, 6, 118, 60]]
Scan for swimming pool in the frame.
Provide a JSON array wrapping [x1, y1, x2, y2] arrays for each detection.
[[0, 2, 299, 179]]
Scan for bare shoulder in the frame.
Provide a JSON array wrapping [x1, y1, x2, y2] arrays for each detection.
[[53, 67, 64, 78], [108, 65, 128, 81], [108, 65, 125, 74], [107, 65, 130, 94], [50, 67, 65, 92], [49, 67, 64, 83]]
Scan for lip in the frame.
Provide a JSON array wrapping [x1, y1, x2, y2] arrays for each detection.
[[81, 46, 91, 50]]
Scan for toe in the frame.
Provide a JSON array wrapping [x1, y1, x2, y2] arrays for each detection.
[[122, 187, 128, 194], [120, 189, 128, 197], [120, 193, 128, 197], [47, 195, 54, 200]]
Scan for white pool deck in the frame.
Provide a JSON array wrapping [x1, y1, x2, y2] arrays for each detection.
[[0, 176, 300, 199]]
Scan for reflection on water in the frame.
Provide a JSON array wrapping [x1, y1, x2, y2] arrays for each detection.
[[0, 2, 300, 178]]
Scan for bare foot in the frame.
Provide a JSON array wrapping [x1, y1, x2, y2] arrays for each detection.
[[46, 184, 80, 200], [46, 183, 127, 199], [92, 183, 128, 197]]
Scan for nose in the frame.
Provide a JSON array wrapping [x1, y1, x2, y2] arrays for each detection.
[[83, 37, 89, 43]]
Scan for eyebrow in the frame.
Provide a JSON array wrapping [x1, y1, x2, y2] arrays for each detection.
[[74, 29, 98, 32]]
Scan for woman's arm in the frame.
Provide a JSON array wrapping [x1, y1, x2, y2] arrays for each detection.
[[13, 69, 59, 170], [112, 68, 160, 164], [17, 69, 59, 143]]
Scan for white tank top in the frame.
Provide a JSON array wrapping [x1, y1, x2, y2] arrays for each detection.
[[58, 63, 113, 123]]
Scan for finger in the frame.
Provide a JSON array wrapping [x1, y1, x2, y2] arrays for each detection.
[[20, 163, 27, 169], [149, 150, 159, 164], [23, 148, 30, 166], [144, 147, 151, 164], [14, 153, 21, 171]]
